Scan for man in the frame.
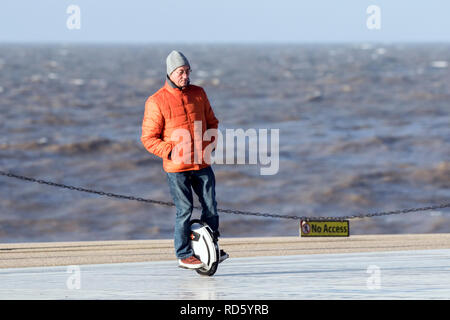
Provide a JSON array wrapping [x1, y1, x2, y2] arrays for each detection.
[[141, 50, 228, 269]]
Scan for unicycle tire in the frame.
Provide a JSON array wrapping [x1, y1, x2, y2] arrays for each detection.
[[196, 261, 219, 276]]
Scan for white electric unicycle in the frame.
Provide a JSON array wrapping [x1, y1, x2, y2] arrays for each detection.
[[189, 219, 221, 276]]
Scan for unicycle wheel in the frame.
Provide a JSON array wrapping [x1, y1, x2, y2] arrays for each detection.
[[196, 261, 219, 276]]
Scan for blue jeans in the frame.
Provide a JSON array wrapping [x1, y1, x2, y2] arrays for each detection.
[[166, 166, 219, 259]]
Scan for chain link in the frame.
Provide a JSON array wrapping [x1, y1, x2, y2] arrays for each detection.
[[1, 170, 449, 221]]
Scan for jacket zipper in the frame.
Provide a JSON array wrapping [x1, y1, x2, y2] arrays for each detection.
[[181, 93, 197, 166]]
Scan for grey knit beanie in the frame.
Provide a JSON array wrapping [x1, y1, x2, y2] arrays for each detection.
[[166, 50, 190, 76]]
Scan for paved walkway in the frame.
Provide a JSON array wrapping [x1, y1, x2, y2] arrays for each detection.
[[1, 233, 450, 268], [1, 249, 449, 299]]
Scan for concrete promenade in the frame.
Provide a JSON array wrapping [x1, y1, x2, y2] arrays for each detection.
[[1, 234, 450, 299], [1, 233, 449, 268]]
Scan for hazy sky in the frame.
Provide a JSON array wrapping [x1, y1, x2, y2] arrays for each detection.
[[1, 0, 449, 43]]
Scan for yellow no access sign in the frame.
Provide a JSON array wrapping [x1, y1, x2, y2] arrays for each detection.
[[300, 220, 349, 237]]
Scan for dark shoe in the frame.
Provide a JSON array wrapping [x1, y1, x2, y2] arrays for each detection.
[[219, 249, 229, 263], [178, 256, 204, 269]]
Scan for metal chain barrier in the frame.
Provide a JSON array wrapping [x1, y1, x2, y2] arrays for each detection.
[[1, 170, 449, 221]]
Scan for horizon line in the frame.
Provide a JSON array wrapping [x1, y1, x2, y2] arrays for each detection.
[[1, 40, 450, 46]]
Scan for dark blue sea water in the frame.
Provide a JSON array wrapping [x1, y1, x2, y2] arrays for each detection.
[[0, 43, 449, 242]]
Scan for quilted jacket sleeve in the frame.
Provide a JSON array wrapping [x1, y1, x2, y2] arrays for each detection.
[[141, 97, 173, 159], [202, 88, 219, 130]]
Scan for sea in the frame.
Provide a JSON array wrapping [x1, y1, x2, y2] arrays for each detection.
[[0, 43, 449, 242]]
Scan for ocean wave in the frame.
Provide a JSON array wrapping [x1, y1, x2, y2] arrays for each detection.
[[0, 138, 142, 155]]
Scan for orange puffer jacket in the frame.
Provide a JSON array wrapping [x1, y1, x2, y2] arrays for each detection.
[[141, 81, 219, 173]]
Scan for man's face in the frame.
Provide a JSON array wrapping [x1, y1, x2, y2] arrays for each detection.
[[169, 65, 190, 88]]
